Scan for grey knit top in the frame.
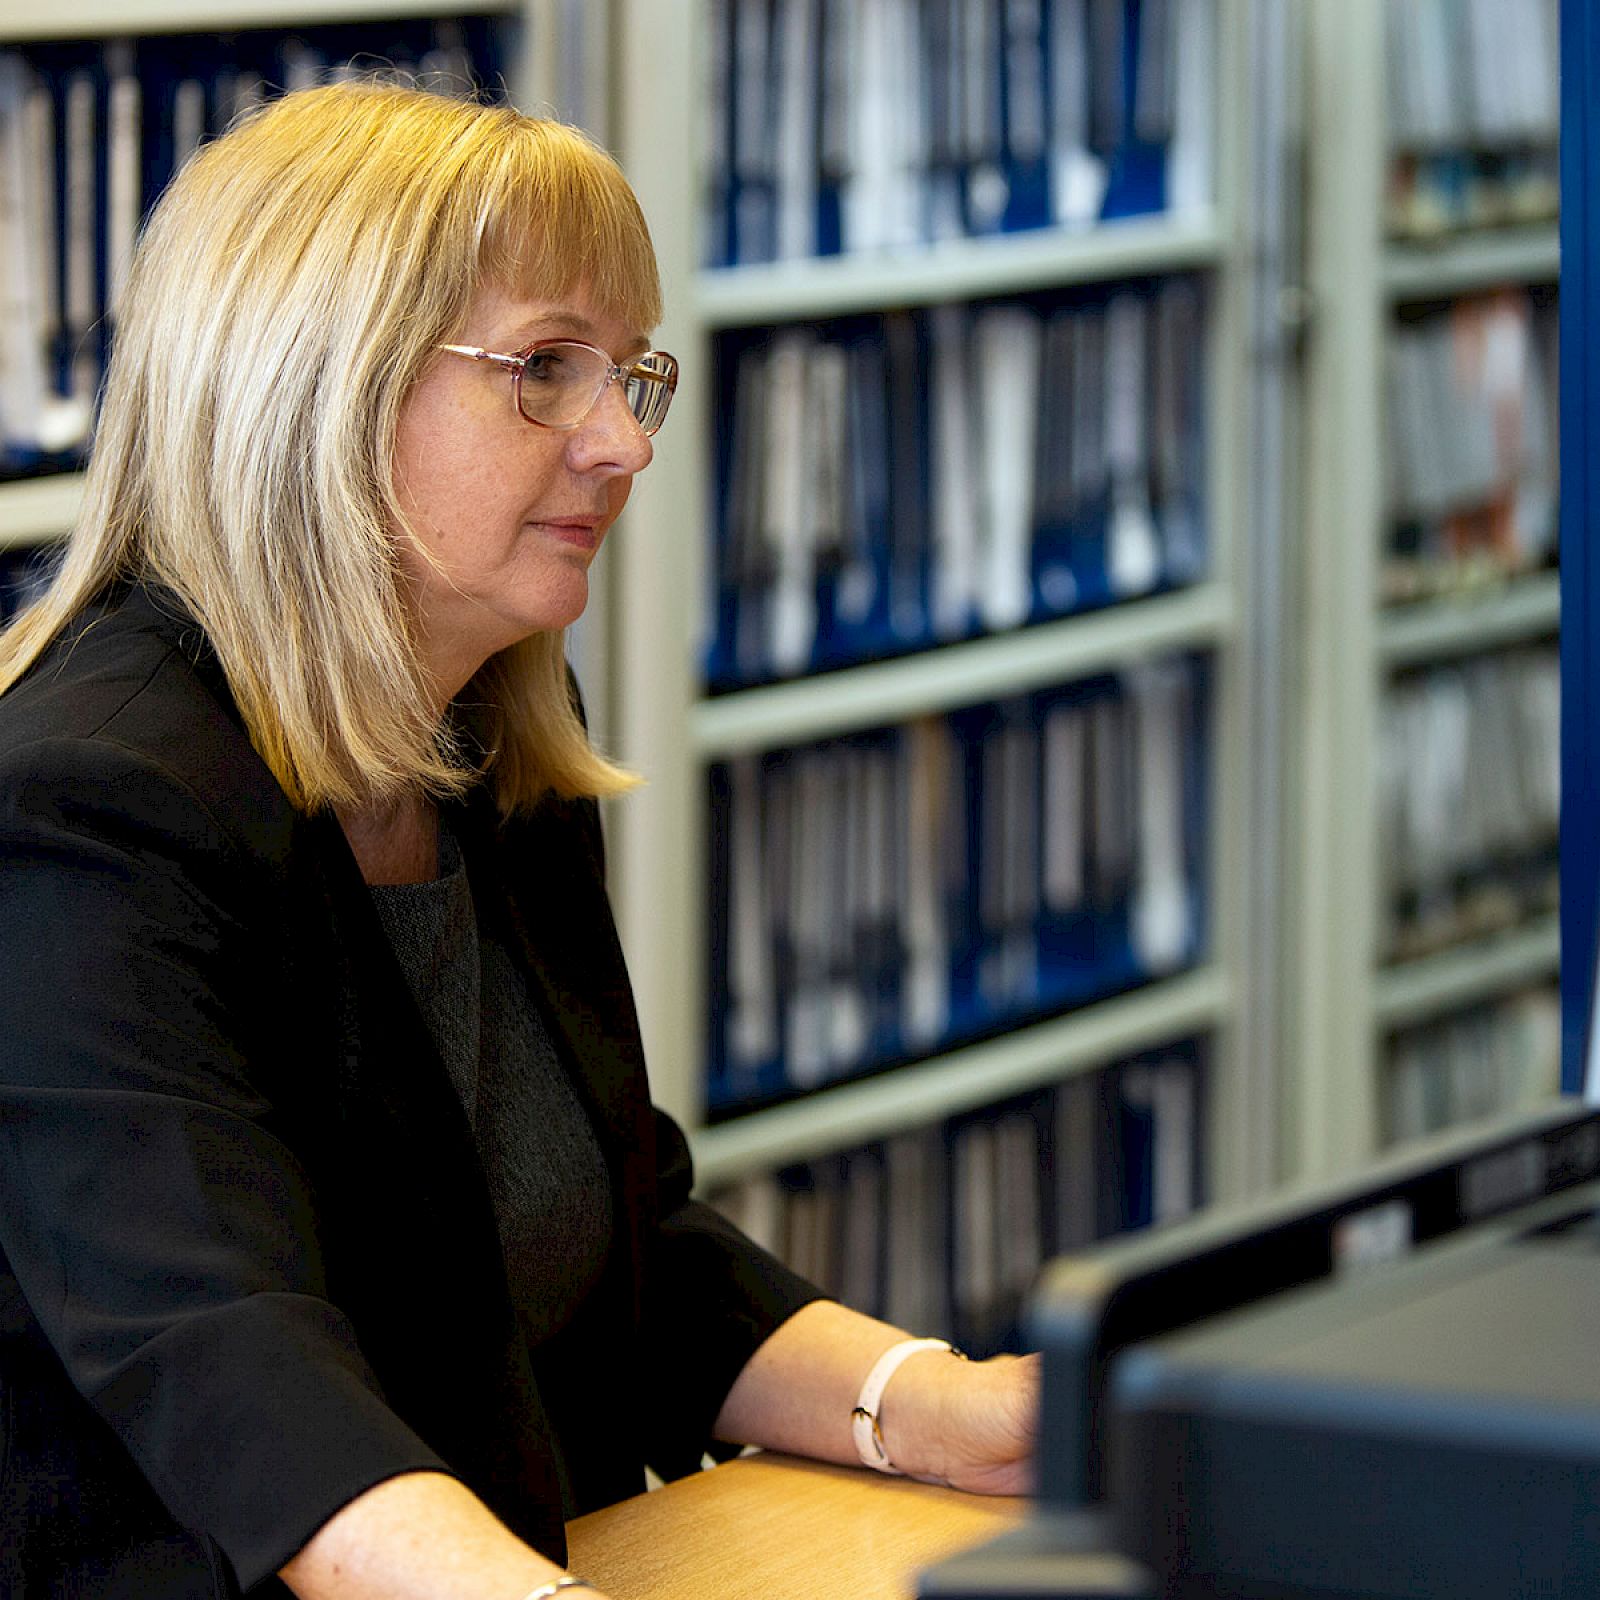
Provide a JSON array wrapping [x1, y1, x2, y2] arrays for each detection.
[[369, 823, 614, 1345]]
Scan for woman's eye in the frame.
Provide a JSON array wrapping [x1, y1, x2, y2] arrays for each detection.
[[524, 351, 564, 382]]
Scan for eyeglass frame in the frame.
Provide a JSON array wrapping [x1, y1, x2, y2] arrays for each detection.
[[434, 337, 680, 436]]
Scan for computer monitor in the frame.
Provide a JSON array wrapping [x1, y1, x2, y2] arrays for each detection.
[[921, 1100, 1600, 1599], [1107, 1174, 1600, 1598], [1031, 1099, 1600, 1506]]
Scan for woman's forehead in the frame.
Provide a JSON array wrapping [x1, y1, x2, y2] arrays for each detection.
[[469, 281, 651, 354]]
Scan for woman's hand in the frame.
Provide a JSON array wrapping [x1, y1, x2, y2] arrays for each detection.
[[880, 1348, 1040, 1497]]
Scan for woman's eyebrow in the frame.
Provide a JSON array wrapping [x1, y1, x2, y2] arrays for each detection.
[[507, 313, 650, 356]]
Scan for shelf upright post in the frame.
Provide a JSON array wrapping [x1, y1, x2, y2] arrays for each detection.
[[1200, 0, 1264, 1205], [1209, 0, 1305, 1202], [1289, 0, 1386, 1178], [607, 0, 707, 1130]]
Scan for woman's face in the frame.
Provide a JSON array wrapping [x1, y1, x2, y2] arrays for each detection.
[[391, 279, 654, 701]]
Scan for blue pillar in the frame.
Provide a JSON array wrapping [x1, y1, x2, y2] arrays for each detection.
[[1561, 0, 1600, 1092]]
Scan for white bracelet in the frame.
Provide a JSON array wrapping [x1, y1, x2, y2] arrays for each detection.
[[850, 1337, 961, 1474], [523, 1579, 597, 1600]]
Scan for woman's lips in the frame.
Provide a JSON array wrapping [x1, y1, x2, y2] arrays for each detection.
[[533, 517, 604, 551]]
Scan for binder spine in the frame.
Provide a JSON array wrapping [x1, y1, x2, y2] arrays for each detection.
[[701, 0, 1220, 268], [1385, 286, 1558, 604], [707, 1036, 1209, 1357], [1383, 983, 1560, 1147], [1384, 0, 1558, 242], [705, 653, 1212, 1118], [705, 274, 1211, 694], [1379, 641, 1559, 963]]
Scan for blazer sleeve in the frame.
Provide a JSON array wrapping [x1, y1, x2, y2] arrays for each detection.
[[634, 1106, 828, 1477], [0, 735, 450, 1588]]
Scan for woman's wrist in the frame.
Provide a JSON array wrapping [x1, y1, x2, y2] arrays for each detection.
[[870, 1341, 973, 1482], [278, 1471, 570, 1600], [850, 1338, 963, 1474]]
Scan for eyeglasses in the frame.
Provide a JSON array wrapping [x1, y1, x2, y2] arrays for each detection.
[[436, 338, 679, 436]]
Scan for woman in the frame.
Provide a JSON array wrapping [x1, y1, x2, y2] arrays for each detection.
[[0, 82, 1036, 1599]]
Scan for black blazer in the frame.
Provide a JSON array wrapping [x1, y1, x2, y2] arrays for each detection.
[[0, 584, 818, 1597]]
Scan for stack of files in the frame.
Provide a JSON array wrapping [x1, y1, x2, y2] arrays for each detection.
[[705, 654, 1209, 1116], [708, 1037, 1206, 1357], [700, 0, 1217, 268], [705, 274, 1207, 691], [1383, 0, 1558, 238], [0, 18, 506, 478], [0, 540, 60, 625], [1384, 984, 1560, 1148], [1384, 287, 1558, 603], [1376, 643, 1559, 961]]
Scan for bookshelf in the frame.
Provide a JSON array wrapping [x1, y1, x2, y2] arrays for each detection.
[[1376, 569, 1560, 669], [606, 0, 1270, 1249], [692, 965, 1229, 1190], [1293, 0, 1562, 1177]]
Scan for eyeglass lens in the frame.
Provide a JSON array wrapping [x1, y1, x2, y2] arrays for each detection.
[[518, 343, 676, 435]]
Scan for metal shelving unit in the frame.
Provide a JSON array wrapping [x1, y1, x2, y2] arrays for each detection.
[[1374, 916, 1561, 1033], [1292, 0, 1563, 1179], [610, 0, 1268, 1208]]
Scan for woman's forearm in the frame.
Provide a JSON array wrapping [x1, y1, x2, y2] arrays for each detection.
[[711, 1299, 1037, 1493], [710, 1300, 913, 1466], [279, 1470, 608, 1600]]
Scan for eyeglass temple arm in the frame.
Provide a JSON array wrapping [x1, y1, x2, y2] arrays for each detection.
[[438, 344, 525, 373], [631, 353, 679, 386]]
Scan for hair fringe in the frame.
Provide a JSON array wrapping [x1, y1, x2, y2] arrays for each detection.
[[0, 79, 652, 814]]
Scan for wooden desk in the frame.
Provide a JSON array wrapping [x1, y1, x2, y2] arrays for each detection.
[[566, 1454, 1027, 1600]]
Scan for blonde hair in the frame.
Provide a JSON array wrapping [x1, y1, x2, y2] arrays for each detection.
[[0, 80, 658, 812]]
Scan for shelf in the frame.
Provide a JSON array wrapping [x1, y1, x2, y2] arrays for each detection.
[[1373, 914, 1561, 1032], [0, 0, 515, 36], [1383, 226, 1560, 303], [696, 211, 1227, 329], [0, 475, 82, 548], [1378, 571, 1561, 669], [692, 582, 1233, 759], [689, 963, 1231, 1189]]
